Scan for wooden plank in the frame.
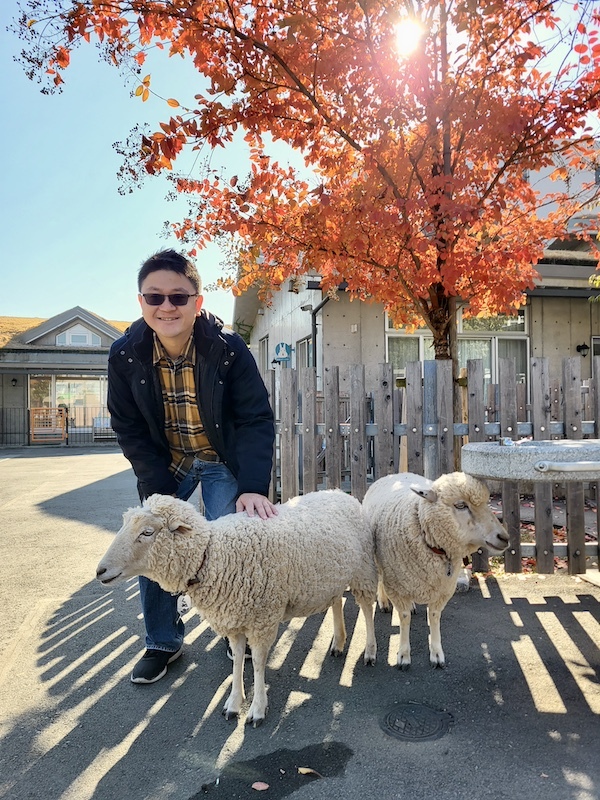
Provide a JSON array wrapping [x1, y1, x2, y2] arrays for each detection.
[[516, 382, 527, 422], [466, 359, 486, 444], [436, 360, 453, 476], [394, 386, 403, 472], [563, 356, 587, 575], [324, 366, 342, 489], [405, 361, 424, 476], [534, 484, 555, 574], [530, 357, 551, 440], [300, 367, 318, 494], [349, 364, 368, 501], [593, 357, 600, 540], [466, 359, 488, 572], [530, 357, 554, 573], [499, 358, 521, 572], [279, 368, 298, 503], [423, 359, 438, 479], [373, 363, 395, 479]]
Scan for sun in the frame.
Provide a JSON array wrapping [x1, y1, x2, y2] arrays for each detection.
[[395, 19, 424, 56]]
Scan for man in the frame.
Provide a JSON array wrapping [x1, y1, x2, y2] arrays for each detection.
[[108, 249, 277, 684]]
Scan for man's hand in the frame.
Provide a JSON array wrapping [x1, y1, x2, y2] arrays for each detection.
[[236, 493, 278, 520]]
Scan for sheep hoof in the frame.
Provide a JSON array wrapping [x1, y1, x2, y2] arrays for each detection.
[[222, 708, 239, 721], [364, 656, 376, 667], [397, 661, 411, 671], [430, 659, 446, 669], [455, 579, 470, 594], [247, 716, 265, 728], [378, 602, 392, 613], [330, 647, 344, 658]]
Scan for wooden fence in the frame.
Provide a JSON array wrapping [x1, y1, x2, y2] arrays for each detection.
[[267, 356, 600, 577]]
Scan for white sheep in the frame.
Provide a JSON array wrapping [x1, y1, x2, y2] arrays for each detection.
[[362, 471, 508, 669], [96, 490, 378, 726]]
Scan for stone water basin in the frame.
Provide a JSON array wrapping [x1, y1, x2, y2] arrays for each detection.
[[461, 439, 600, 482]]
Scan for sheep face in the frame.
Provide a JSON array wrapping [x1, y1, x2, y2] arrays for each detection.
[[96, 505, 192, 587], [414, 473, 508, 556]]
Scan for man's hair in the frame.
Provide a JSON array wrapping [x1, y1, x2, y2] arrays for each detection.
[[137, 249, 202, 294]]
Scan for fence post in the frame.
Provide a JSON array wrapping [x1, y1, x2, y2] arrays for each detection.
[[499, 358, 521, 572], [300, 367, 318, 494], [466, 358, 488, 573], [373, 363, 395, 479], [349, 364, 368, 501], [324, 366, 342, 489], [530, 357, 554, 574], [405, 361, 424, 475], [280, 368, 298, 502], [436, 360, 453, 476], [423, 360, 438, 479], [563, 356, 587, 575], [594, 355, 600, 548]]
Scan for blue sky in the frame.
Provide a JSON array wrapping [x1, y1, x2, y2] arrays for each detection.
[[0, 1, 260, 325]]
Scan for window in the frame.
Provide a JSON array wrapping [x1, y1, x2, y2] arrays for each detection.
[[29, 374, 109, 428], [55, 324, 102, 347], [296, 336, 313, 368], [386, 309, 528, 386], [258, 336, 269, 374]]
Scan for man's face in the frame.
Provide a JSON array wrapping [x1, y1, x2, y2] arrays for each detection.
[[138, 269, 203, 352]]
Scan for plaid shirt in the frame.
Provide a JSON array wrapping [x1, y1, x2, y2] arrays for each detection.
[[153, 333, 213, 482]]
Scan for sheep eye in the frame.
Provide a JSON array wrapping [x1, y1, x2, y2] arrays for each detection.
[[139, 527, 155, 537], [454, 502, 468, 510]]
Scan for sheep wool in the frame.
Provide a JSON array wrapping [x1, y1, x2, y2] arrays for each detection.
[[363, 471, 508, 669], [97, 489, 378, 727]]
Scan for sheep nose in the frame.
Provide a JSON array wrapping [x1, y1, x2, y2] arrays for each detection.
[[96, 566, 106, 579]]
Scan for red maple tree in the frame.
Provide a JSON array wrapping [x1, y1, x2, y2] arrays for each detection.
[[15, 0, 600, 363]]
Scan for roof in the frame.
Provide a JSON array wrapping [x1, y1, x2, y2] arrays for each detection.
[[0, 310, 131, 348]]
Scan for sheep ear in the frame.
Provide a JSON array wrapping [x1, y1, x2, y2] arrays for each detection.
[[411, 485, 437, 503], [168, 519, 193, 533]]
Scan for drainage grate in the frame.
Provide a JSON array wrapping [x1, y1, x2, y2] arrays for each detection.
[[380, 703, 454, 742]]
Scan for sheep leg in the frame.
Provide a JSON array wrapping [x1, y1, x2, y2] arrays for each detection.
[[377, 579, 392, 613], [385, 590, 412, 669], [222, 634, 247, 720], [427, 601, 448, 668], [357, 596, 377, 665], [329, 596, 347, 656], [246, 630, 278, 727]]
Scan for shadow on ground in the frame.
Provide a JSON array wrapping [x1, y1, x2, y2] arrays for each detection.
[[0, 575, 599, 800]]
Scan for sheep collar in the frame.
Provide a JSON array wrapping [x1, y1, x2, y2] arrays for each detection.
[[186, 549, 208, 588], [424, 540, 453, 577]]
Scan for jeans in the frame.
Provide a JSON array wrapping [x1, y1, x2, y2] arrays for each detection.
[[139, 459, 239, 652]]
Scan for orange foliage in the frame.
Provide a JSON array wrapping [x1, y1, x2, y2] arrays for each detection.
[[16, 0, 600, 357]]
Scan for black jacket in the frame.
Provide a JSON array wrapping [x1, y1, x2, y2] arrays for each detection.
[[107, 311, 275, 500]]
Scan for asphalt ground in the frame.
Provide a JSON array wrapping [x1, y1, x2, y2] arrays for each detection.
[[0, 446, 599, 800]]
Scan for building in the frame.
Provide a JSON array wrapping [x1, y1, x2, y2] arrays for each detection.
[[0, 307, 129, 446], [232, 241, 600, 393]]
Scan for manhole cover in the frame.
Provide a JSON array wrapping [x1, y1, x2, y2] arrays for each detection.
[[380, 703, 453, 741]]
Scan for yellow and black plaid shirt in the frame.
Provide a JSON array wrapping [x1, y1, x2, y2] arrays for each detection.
[[153, 334, 213, 482]]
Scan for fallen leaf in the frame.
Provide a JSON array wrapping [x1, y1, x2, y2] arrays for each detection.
[[252, 781, 269, 791], [298, 767, 324, 778]]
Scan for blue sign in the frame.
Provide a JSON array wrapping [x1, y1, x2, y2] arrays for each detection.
[[274, 342, 291, 361]]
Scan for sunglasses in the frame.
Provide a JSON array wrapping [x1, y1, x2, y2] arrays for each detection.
[[140, 293, 198, 306]]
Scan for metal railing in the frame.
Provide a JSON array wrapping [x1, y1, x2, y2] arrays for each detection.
[[0, 406, 117, 447]]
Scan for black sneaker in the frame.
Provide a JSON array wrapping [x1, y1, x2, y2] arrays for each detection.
[[226, 641, 252, 661], [131, 648, 183, 684]]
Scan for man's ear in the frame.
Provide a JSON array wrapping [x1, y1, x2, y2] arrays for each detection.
[[195, 295, 204, 315]]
